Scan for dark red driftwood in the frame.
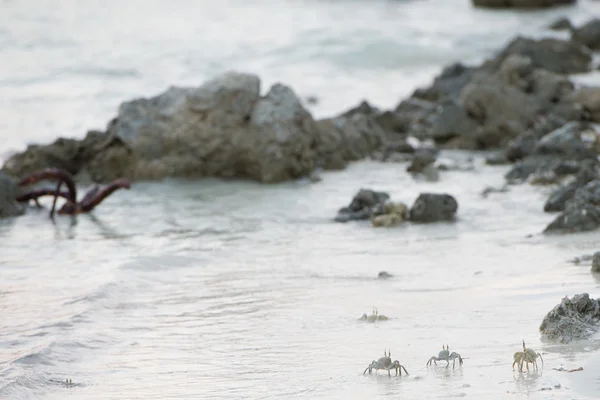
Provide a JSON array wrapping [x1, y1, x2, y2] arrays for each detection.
[[16, 168, 131, 218]]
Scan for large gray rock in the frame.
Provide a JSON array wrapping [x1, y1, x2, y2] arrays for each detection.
[[0, 172, 25, 218], [409, 193, 458, 223], [104, 72, 319, 183], [3, 72, 386, 184], [544, 180, 600, 233], [472, 0, 576, 9], [539, 293, 600, 343]]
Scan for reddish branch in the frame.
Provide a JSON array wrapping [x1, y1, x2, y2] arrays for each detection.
[[16, 168, 131, 218]]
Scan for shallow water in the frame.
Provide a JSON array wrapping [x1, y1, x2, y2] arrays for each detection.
[[2, 156, 600, 399], [2, 0, 600, 399]]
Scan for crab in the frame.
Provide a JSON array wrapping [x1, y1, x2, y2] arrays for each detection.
[[512, 340, 543, 372], [363, 349, 408, 376], [358, 308, 388, 322], [16, 168, 131, 218], [426, 345, 463, 369]]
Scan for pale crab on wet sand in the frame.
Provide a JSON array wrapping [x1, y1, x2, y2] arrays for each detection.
[[426, 345, 464, 369], [358, 308, 388, 322], [363, 349, 409, 376], [512, 340, 543, 372]]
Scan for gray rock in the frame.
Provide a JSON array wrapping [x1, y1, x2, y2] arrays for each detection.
[[460, 75, 541, 148], [567, 87, 600, 123], [549, 17, 574, 31], [487, 36, 591, 74], [429, 101, 479, 144], [473, 0, 576, 8], [505, 155, 584, 184], [533, 121, 597, 160], [407, 148, 438, 173], [544, 180, 600, 233], [412, 63, 480, 102], [334, 189, 390, 223], [315, 113, 386, 171], [592, 252, 600, 273], [409, 193, 458, 223], [0, 172, 25, 218], [572, 18, 600, 50], [539, 293, 600, 343], [544, 160, 599, 212], [506, 133, 538, 161], [378, 271, 393, 279]]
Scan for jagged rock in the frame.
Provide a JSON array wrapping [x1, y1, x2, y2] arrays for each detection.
[[0, 172, 25, 218], [334, 189, 390, 223], [572, 18, 600, 50], [505, 122, 598, 183], [486, 36, 591, 74], [460, 75, 540, 148], [539, 293, 600, 343], [544, 180, 600, 233], [412, 63, 480, 102], [409, 193, 458, 223], [533, 121, 597, 160], [1, 131, 117, 181], [544, 160, 599, 212], [473, 0, 576, 8]]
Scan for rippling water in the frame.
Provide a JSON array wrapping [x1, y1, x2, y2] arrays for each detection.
[[2, 0, 600, 399]]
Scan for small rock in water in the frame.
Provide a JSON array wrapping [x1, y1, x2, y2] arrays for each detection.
[[334, 188, 389, 223], [409, 193, 458, 223], [378, 271, 393, 279]]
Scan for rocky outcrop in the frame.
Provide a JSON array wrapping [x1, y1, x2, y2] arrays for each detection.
[[334, 189, 390, 223], [2, 72, 386, 185], [571, 18, 600, 50], [472, 0, 576, 8], [544, 180, 600, 233], [539, 293, 600, 343], [0, 172, 25, 219], [370, 36, 591, 152], [505, 122, 598, 184], [409, 193, 458, 223], [543, 159, 599, 212]]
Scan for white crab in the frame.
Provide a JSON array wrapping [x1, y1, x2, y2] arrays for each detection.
[[426, 345, 463, 369], [363, 349, 408, 376]]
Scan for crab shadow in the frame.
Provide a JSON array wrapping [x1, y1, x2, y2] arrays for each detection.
[[512, 369, 543, 391], [426, 364, 464, 380]]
